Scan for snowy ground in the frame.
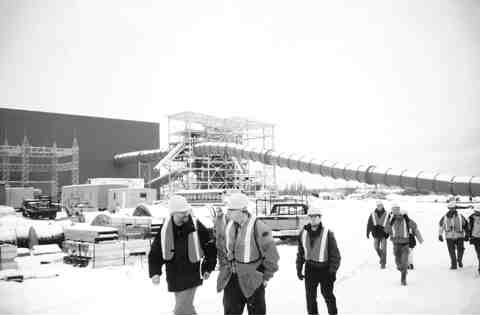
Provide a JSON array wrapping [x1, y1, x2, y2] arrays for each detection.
[[1, 199, 479, 314]]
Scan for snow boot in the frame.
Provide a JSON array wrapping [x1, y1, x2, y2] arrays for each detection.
[[458, 260, 463, 268], [401, 271, 407, 286]]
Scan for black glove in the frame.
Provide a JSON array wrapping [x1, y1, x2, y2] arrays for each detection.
[[297, 270, 304, 281], [470, 239, 474, 245], [329, 271, 336, 282], [366, 233, 370, 239], [464, 236, 469, 242], [438, 235, 444, 242]]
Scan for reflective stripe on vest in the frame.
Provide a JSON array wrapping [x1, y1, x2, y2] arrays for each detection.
[[443, 214, 463, 233], [392, 218, 408, 238], [301, 228, 329, 262], [160, 217, 204, 263], [371, 211, 388, 227], [472, 215, 480, 238], [225, 217, 261, 263]]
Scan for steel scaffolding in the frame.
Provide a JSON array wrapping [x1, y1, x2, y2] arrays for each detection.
[[0, 135, 79, 196], [164, 112, 276, 195]]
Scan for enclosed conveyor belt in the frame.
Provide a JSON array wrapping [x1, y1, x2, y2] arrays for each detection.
[[113, 149, 169, 165], [193, 142, 480, 197]]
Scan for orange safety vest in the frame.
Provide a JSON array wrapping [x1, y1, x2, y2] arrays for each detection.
[[301, 227, 329, 262], [225, 218, 262, 264], [161, 217, 204, 263], [371, 211, 389, 227], [391, 217, 408, 239], [443, 214, 463, 233]]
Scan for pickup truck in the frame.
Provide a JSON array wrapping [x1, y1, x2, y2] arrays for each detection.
[[21, 195, 61, 220], [256, 202, 309, 240]]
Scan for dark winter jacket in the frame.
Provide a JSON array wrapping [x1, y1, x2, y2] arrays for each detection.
[[439, 210, 469, 239], [468, 212, 480, 245], [366, 209, 390, 239], [296, 223, 341, 275], [148, 216, 217, 292]]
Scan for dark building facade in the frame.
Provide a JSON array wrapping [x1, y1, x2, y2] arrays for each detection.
[[0, 107, 159, 193]]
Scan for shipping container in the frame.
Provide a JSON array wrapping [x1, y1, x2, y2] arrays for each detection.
[[108, 188, 156, 211], [88, 178, 145, 188], [61, 184, 128, 211], [5, 187, 35, 209]]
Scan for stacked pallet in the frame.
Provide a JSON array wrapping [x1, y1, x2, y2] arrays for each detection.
[[64, 224, 119, 243], [109, 215, 152, 240], [0, 244, 18, 270]]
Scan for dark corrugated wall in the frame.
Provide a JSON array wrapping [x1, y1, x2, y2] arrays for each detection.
[[0, 108, 159, 190]]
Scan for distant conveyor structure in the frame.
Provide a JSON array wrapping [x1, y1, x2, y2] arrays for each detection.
[[192, 142, 480, 197]]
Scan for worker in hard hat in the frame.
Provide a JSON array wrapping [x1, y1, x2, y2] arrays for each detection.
[[216, 193, 279, 315], [214, 205, 230, 270], [366, 200, 390, 269], [438, 201, 470, 269], [148, 195, 217, 315], [467, 205, 480, 275], [296, 202, 341, 315], [385, 203, 423, 286]]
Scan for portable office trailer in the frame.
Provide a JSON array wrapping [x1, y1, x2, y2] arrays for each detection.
[[61, 184, 128, 211], [88, 178, 145, 188], [5, 187, 35, 209], [108, 188, 156, 211]]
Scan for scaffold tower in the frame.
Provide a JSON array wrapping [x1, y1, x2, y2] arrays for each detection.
[[162, 112, 276, 195], [0, 136, 80, 196]]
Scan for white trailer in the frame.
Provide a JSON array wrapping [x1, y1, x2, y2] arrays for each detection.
[[87, 178, 145, 188], [61, 184, 128, 211], [5, 187, 35, 209], [107, 188, 156, 211]]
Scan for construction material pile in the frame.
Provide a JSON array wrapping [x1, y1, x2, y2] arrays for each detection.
[[0, 244, 18, 270]]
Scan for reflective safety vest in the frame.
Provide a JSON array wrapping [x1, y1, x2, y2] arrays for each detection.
[[161, 217, 204, 263], [391, 217, 408, 239], [443, 214, 463, 233], [371, 211, 389, 227], [471, 215, 480, 238], [301, 227, 329, 263], [225, 218, 262, 264]]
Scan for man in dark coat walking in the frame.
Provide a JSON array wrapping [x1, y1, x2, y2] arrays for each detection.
[[296, 202, 341, 315], [148, 195, 217, 315], [366, 200, 390, 268]]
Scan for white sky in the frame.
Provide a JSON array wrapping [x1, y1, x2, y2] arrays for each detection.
[[1, 0, 479, 188]]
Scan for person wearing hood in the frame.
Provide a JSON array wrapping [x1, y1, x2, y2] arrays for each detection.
[[385, 203, 423, 286], [366, 200, 390, 268], [216, 193, 279, 315], [467, 205, 480, 275], [296, 203, 341, 315], [438, 201, 470, 269], [148, 195, 217, 315]]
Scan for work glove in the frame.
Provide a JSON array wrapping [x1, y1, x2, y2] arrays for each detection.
[[470, 239, 474, 245], [366, 233, 370, 239], [464, 236, 469, 242], [151, 274, 161, 285], [297, 270, 305, 281], [202, 272, 211, 280], [329, 271, 337, 282], [438, 235, 444, 242]]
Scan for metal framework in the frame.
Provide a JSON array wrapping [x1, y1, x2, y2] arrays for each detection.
[[163, 111, 276, 195], [0, 135, 79, 196]]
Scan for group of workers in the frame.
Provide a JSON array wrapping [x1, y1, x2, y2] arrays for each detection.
[[366, 200, 480, 286], [148, 193, 480, 315]]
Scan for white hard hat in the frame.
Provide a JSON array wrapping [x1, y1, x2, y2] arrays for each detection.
[[376, 200, 384, 207], [474, 204, 480, 212], [308, 202, 323, 216], [168, 195, 191, 214], [391, 203, 401, 214], [447, 201, 457, 209], [226, 193, 250, 212]]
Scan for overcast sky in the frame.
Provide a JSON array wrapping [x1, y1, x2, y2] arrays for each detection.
[[1, 0, 479, 188]]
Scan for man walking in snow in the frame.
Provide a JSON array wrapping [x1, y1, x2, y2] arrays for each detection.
[[438, 201, 470, 269], [297, 202, 341, 315], [467, 205, 480, 275], [216, 193, 279, 315], [366, 200, 390, 269], [385, 203, 423, 286], [148, 195, 217, 315]]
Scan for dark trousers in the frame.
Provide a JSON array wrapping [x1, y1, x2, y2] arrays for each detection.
[[373, 237, 387, 265], [304, 265, 337, 315], [393, 243, 409, 272], [473, 242, 480, 268], [446, 238, 465, 267], [223, 274, 266, 315]]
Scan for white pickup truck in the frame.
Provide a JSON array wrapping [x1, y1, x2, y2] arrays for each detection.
[[256, 202, 309, 240]]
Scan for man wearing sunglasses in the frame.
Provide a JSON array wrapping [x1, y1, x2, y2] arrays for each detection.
[[148, 195, 217, 315], [296, 203, 341, 315], [216, 193, 279, 315]]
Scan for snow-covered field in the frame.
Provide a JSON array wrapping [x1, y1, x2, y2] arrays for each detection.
[[1, 199, 479, 314]]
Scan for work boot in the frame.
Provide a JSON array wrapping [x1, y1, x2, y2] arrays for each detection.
[[450, 265, 457, 270], [401, 271, 407, 286], [458, 260, 463, 268], [381, 263, 386, 269]]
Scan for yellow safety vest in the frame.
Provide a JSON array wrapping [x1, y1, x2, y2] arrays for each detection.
[[301, 227, 329, 263]]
